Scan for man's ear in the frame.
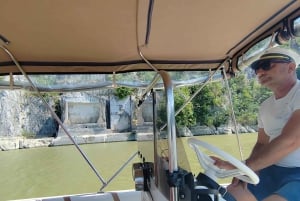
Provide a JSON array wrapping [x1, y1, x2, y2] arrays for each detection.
[[288, 62, 296, 73]]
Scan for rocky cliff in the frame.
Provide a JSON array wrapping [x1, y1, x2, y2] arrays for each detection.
[[0, 90, 58, 138]]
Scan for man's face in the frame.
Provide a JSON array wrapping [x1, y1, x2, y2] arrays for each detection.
[[255, 61, 292, 88]]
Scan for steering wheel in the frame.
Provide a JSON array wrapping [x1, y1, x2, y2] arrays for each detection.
[[188, 138, 259, 185]]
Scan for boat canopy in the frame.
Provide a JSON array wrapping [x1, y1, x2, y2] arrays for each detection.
[[0, 0, 300, 90], [1, 0, 300, 73]]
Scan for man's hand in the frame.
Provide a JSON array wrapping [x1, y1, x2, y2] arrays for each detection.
[[231, 177, 248, 189], [210, 155, 236, 170]]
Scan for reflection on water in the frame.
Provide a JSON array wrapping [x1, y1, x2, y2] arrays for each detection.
[[0, 134, 256, 201]]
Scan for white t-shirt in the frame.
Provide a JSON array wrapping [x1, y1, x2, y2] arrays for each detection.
[[258, 80, 300, 167]]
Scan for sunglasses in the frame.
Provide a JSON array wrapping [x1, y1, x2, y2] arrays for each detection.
[[250, 59, 291, 74]]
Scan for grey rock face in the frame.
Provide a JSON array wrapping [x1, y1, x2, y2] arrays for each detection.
[[0, 90, 58, 138]]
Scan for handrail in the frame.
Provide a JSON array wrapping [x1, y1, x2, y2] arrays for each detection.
[[159, 70, 178, 201], [99, 151, 139, 192]]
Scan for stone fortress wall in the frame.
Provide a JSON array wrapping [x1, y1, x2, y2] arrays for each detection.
[[0, 90, 256, 150]]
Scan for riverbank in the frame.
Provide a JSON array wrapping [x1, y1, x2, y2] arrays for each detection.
[[0, 132, 153, 151], [0, 129, 256, 151]]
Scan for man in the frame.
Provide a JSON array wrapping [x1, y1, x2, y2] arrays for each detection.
[[214, 46, 300, 201]]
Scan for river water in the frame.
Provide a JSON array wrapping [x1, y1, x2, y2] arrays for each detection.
[[0, 135, 256, 201], [0, 141, 140, 201]]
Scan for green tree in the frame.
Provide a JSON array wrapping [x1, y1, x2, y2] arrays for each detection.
[[191, 81, 229, 128], [229, 73, 271, 126], [156, 87, 196, 129], [114, 87, 135, 99], [230, 75, 254, 125], [189, 73, 271, 129], [174, 87, 196, 127]]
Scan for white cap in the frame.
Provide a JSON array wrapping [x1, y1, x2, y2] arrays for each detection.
[[255, 46, 298, 65]]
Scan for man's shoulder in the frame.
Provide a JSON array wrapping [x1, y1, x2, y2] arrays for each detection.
[[292, 80, 300, 98]]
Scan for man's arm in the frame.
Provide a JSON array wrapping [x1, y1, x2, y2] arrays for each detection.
[[246, 109, 300, 171], [246, 128, 269, 164]]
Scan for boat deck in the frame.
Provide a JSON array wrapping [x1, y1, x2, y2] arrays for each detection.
[[13, 190, 144, 201]]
